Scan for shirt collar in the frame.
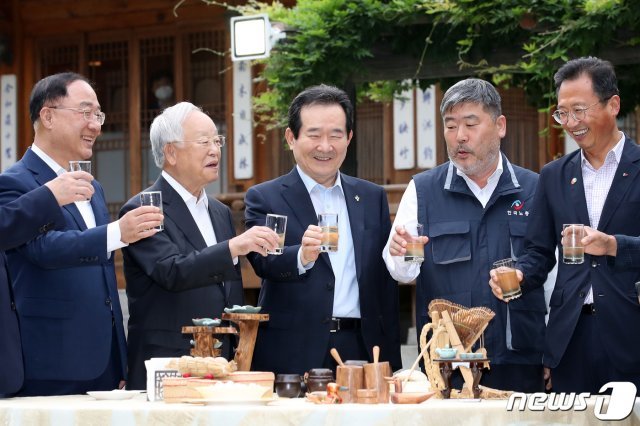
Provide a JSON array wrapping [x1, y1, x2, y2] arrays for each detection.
[[580, 131, 625, 167], [31, 144, 68, 175], [162, 170, 209, 208], [296, 165, 343, 194], [455, 152, 504, 186]]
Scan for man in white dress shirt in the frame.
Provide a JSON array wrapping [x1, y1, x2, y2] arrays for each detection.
[[0, 72, 163, 396], [245, 85, 402, 376], [120, 102, 279, 389], [383, 78, 546, 392]]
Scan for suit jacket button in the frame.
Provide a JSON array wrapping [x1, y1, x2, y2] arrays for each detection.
[[591, 261, 597, 267], [10, 301, 16, 311], [579, 291, 585, 298], [105, 297, 112, 306]]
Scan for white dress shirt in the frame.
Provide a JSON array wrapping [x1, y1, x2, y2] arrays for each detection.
[[296, 166, 360, 318], [161, 171, 237, 265], [581, 132, 625, 303], [31, 144, 125, 255]]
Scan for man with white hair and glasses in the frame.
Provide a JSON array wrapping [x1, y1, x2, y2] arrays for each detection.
[[120, 102, 279, 390]]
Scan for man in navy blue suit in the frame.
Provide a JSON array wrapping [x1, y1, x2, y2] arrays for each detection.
[[581, 226, 640, 269], [489, 57, 640, 393], [0, 72, 163, 396], [245, 85, 402, 375], [0, 172, 96, 397]]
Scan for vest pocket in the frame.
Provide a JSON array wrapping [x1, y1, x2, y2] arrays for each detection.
[[508, 220, 528, 258], [429, 221, 471, 265]]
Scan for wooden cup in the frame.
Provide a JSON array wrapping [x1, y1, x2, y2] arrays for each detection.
[[363, 361, 392, 403], [336, 365, 364, 403]]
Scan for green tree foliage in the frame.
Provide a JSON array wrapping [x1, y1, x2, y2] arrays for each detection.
[[183, 0, 640, 129]]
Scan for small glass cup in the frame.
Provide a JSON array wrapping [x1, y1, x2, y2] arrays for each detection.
[[69, 160, 92, 204], [265, 214, 287, 255], [404, 222, 425, 264], [140, 191, 164, 231], [562, 224, 585, 264], [492, 258, 522, 301], [318, 213, 339, 252]]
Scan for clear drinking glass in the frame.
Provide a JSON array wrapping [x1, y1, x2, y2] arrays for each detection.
[[140, 191, 164, 231], [318, 213, 339, 253], [403, 222, 425, 264], [265, 214, 287, 255]]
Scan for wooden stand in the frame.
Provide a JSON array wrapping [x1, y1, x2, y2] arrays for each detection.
[[432, 358, 489, 399], [221, 313, 269, 371], [181, 326, 238, 358]]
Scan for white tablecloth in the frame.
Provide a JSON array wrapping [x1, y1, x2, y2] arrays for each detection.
[[1, 394, 638, 425]]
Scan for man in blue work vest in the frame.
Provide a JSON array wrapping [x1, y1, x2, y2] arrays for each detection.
[[384, 78, 547, 392]]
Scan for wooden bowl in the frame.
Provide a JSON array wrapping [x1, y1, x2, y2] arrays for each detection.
[[390, 391, 436, 404]]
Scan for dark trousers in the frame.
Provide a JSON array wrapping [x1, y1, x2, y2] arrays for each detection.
[[551, 313, 640, 395], [449, 363, 544, 393], [18, 325, 122, 396], [322, 329, 369, 371]]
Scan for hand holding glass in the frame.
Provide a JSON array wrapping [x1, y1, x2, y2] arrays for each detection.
[[69, 161, 92, 203], [265, 214, 287, 255], [403, 223, 425, 263], [140, 191, 164, 231], [318, 213, 339, 252], [492, 258, 522, 301], [562, 224, 585, 264]]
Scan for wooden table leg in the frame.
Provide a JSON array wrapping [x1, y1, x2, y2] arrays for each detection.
[[470, 361, 483, 399], [439, 361, 453, 399], [222, 313, 269, 371]]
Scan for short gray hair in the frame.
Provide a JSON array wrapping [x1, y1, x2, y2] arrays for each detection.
[[440, 78, 502, 120], [150, 102, 203, 168]]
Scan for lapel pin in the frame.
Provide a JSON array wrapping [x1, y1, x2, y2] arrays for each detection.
[[570, 178, 577, 185], [355, 195, 360, 202], [623, 172, 629, 177]]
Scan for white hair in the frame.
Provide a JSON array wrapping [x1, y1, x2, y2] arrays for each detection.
[[149, 101, 202, 168]]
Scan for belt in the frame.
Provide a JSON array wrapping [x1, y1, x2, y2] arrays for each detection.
[[329, 317, 361, 332], [581, 304, 596, 315]]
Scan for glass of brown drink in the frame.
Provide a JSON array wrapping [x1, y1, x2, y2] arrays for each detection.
[[404, 222, 425, 264], [562, 224, 585, 264], [318, 213, 338, 252], [492, 258, 521, 301]]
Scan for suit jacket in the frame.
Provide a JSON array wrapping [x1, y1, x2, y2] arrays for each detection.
[[245, 168, 402, 375], [0, 185, 65, 395], [0, 149, 127, 390], [518, 136, 640, 372], [120, 175, 244, 390], [611, 235, 640, 271]]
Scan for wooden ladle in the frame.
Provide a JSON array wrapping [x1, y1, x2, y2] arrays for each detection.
[[373, 345, 380, 365], [330, 347, 345, 367]]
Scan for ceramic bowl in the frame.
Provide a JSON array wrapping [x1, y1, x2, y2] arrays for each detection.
[[192, 318, 221, 326], [224, 305, 262, 314], [435, 347, 457, 359], [459, 352, 483, 360]]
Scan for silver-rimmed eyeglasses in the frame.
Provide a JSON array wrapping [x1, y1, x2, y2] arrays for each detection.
[[176, 136, 226, 148], [552, 101, 601, 125], [50, 106, 106, 125]]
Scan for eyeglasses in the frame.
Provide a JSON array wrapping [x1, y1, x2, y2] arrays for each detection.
[[50, 106, 106, 125], [176, 136, 226, 148], [551, 101, 602, 125]]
